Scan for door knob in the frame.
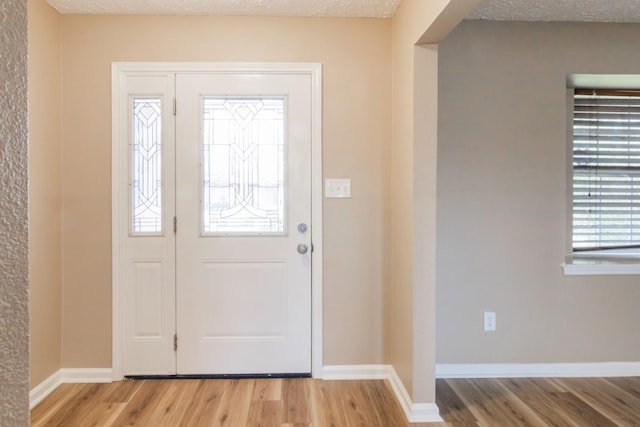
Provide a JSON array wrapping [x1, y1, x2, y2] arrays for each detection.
[[297, 243, 309, 254]]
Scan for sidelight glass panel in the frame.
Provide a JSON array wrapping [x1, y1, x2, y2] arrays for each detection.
[[202, 97, 286, 234], [131, 98, 163, 234]]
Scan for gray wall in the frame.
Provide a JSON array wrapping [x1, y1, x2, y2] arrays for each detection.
[[437, 20, 640, 364], [0, 0, 29, 424]]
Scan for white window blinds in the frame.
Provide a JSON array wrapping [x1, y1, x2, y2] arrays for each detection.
[[573, 89, 640, 251]]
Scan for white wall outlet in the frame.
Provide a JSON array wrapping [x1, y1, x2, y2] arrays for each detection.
[[325, 179, 351, 198], [484, 311, 496, 332]]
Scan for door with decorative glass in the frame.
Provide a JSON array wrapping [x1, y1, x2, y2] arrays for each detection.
[[175, 73, 312, 375], [114, 66, 314, 377]]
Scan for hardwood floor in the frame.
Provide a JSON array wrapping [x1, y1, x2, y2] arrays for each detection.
[[31, 378, 411, 427], [436, 377, 640, 427], [31, 377, 640, 426]]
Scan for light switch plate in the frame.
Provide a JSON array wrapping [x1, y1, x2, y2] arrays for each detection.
[[325, 179, 351, 198]]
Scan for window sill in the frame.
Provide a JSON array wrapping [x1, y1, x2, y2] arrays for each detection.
[[563, 252, 640, 275]]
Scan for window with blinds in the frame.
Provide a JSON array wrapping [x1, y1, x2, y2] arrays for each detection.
[[573, 89, 640, 251]]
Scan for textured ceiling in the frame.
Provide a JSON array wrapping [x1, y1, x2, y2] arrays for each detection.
[[468, 0, 640, 23], [45, 0, 640, 22], [45, 0, 402, 17]]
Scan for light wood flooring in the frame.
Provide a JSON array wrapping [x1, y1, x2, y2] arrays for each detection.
[[31, 376, 640, 426]]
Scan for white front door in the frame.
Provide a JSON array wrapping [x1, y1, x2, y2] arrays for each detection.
[[175, 73, 312, 375], [113, 64, 319, 378]]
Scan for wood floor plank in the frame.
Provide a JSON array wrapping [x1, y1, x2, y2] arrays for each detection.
[[30, 383, 85, 427], [68, 380, 143, 427], [210, 378, 253, 426], [251, 378, 282, 402], [246, 380, 283, 427], [110, 379, 170, 426], [178, 379, 227, 426], [246, 400, 282, 427], [436, 379, 478, 425], [337, 380, 386, 426], [497, 378, 616, 427], [447, 378, 550, 426], [553, 391, 619, 427], [282, 378, 311, 424], [605, 377, 640, 400], [560, 377, 640, 426], [308, 378, 349, 427], [363, 380, 409, 427], [482, 378, 552, 426], [143, 379, 200, 426], [70, 402, 128, 427], [37, 383, 110, 427], [100, 379, 144, 403]]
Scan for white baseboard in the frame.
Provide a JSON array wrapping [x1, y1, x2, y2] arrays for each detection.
[[60, 368, 113, 383], [323, 365, 443, 423], [385, 366, 442, 423], [321, 364, 391, 380], [30, 369, 63, 410], [436, 362, 640, 379], [30, 368, 113, 410]]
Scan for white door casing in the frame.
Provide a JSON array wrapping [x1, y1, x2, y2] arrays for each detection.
[[111, 63, 323, 379]]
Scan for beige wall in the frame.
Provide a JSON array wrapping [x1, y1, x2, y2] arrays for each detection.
[[390, 0, 477, 403], [28, 0, 63, 389], [60, 15, 391, 368], [437, 20, 640, 363], [390, 0, 419, 396], [412, 44, 439, 402]]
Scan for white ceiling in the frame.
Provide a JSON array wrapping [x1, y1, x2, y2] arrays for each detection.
[[45, 0, 640, 23]]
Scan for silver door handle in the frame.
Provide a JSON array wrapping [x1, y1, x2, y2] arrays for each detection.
[[297, 243, 309, 254]]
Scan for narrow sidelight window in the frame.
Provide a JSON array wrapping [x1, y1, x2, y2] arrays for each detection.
[[131, 98, 163, 234]]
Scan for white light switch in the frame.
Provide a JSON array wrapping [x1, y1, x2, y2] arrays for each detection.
[[325, 179, 351, 198]]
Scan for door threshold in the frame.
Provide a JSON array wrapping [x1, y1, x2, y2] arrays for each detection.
[[125, 373, 311, 380]]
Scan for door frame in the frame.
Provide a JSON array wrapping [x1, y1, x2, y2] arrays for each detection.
[[111, 62, 323, 380]]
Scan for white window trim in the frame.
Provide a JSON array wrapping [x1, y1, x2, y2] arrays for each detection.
[[563, 250, 640, 275], [564, 74, 640, 276]]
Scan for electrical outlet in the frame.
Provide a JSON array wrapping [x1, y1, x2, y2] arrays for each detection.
[[484, 311, 496, 332]]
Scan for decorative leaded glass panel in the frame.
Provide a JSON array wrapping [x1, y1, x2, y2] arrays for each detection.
[[202, 97, 286, 234], [131, 98, 162, 234]]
